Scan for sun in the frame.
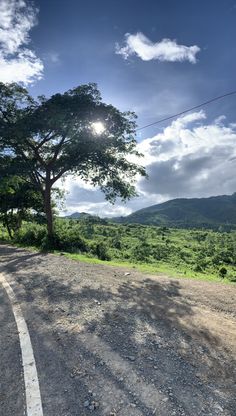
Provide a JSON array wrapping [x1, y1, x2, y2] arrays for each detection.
[[92, 121, 105, 135]]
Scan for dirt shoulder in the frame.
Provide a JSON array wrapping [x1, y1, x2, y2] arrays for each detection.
[[0, 244, 236, 416]]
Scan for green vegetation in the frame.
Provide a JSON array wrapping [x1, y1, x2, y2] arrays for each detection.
[[1, 216, 235, 283], [1, 82, 235, 284], [113, 193, 236, 230], [0, 82, 145, 239]]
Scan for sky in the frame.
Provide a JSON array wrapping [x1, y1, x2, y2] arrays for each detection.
[[0, 0, 236, 216]]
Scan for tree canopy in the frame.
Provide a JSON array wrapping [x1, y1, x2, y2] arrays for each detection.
[[0, 153, 44, 239], [0, 82, 146, 239]]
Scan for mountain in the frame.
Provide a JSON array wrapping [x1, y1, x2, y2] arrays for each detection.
[[113, 193, 236, 229], [67, 212, 81, 219], [66, 212, 108, 224], [66, 212, 91, 219]]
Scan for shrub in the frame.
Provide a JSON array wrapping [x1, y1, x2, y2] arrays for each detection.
[[52, 226, 87, 252], [131, 241, 150, 262], [193, 264, 203, 272], [219, 266, 227, 278], [15, 223, 47, 246], [153, 244, 168, 261], [15, 221, 87, 253], [89, 241, 111, 260]]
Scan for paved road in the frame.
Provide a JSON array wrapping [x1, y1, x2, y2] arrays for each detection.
[[0, 244, 236, 416], [0, 284, 25, 415]]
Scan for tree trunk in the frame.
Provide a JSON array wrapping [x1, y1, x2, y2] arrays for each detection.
[[15, 209, 23, 232], [44, 180, 53, 238], [4, 214, 13, 240]]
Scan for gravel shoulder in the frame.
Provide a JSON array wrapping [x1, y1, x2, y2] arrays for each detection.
[[0, 244, 236, 416]]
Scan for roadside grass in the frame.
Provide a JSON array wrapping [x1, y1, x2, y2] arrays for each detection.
[[56, 251, 231, 283], [0, 239, 233, 284], [1, 221, 235, 284]]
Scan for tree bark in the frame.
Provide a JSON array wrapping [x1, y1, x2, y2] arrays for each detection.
[[4, 214, 13, 240], [44, 180, 53, 238]]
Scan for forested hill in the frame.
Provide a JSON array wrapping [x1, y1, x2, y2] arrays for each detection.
[[113, 193, 236, 229]]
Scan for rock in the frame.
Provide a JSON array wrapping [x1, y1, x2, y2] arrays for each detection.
[[162, 397, 169, 402], [124, 272, 131, 276], [84, 400, 90, 407], [90, 401, 99, 410], [213, 404, 224, 412], [128, 355, 136, 361]]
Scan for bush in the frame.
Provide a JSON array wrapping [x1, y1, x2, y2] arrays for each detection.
[[89, 241, 111, 260], [193, 264, 203, 272], [153, 244, 168, 261], [15, 221, 87, 253], [15, 223, 47, 246], [131, 241, 150, 262], [219, 266, 227, 278], [52, 224, 87, 252]]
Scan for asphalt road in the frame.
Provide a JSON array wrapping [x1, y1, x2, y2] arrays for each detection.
[[0, 284, 25, 415], [0, 244, 236, 416]]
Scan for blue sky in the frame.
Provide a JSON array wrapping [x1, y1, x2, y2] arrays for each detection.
[[0, 0, 236, 216]]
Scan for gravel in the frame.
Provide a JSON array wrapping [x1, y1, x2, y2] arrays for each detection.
[[0, 244, 236, 416]]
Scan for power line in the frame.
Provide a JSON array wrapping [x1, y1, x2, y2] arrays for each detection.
[[136, 90, 236, 131]]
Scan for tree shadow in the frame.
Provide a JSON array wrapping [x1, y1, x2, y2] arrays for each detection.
[[1, 244, 235, 415]]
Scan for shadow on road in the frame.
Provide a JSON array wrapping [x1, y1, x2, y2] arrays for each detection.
[[1, 244, 235, 415]]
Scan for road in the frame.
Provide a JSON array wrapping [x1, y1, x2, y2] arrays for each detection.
[[0, 244, 236, 416]]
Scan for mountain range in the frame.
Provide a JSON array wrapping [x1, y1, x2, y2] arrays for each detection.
[[112, 193, 236, 229]]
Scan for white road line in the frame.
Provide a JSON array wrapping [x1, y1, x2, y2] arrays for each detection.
[[0, 273, 43, 416]]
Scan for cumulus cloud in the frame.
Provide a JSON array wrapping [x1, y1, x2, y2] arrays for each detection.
[[60, 112, 236, 217], [116, 32, 200, 63], [0, 0, 43, 84], [137, 112, 236, 199]]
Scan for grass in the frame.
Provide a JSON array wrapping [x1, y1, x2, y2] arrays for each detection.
[[0, 239, 232, 283], [1, 220, 235, 284], [59, 252, 231, 284]]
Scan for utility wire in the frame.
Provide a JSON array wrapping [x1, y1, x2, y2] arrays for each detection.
[[136, 90, 236, 131]]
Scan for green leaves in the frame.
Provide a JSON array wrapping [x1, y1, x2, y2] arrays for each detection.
[[0, 82, 146, 236]]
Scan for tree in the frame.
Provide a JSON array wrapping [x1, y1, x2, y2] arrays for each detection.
[[0, 155, 44, 239], [0, 82, 146, 239]]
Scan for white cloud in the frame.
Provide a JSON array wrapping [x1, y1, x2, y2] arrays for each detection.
[[116, 32, 200, 63], [60, 112, 236, 217], [63, 200, 133, 218], [44, 51, 60, 65], [137, 111, 236, 199], [0, 0, 43, 84]]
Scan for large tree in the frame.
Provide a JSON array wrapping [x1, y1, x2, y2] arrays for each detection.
[[0, 154, 44, 238], [0, 82, 146, 238]]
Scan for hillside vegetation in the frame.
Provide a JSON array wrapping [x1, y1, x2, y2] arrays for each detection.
[[113, 193, 236, 230], [1, 217, 236, 282]]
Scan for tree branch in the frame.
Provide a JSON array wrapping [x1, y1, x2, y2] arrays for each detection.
[[51, 166, 68, 184], [35, 131, 57, 150]]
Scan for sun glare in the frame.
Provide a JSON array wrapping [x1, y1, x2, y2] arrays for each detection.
[[92, 121, 105, 135]]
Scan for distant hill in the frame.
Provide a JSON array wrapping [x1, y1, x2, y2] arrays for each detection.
[[66, 212, 91, 219], [113, 193, 236, 230], [66, 212, 108, 224]]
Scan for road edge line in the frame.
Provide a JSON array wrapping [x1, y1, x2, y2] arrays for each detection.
[[0, 273, 43, 416]]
